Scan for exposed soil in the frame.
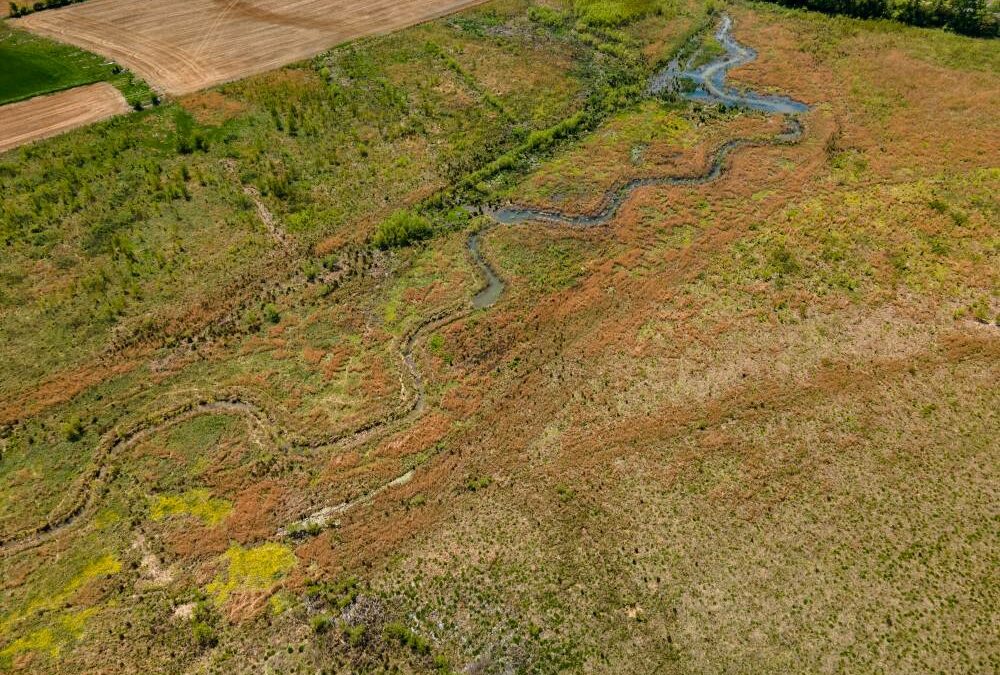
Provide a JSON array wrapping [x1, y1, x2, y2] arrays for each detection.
[[15, 0, 491, 95], [0, 82, 129, 153]]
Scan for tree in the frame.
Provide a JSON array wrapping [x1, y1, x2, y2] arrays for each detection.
[[951, 0, 990, 35]]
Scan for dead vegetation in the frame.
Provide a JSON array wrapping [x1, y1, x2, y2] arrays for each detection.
[[0, 2, 997, 673]]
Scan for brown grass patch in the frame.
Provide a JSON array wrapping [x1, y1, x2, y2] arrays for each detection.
[[178, 90, 245, 125]]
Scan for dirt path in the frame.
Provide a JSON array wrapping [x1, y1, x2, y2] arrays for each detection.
[[0, 82, 129, 153], [242, 185, 292, 249]]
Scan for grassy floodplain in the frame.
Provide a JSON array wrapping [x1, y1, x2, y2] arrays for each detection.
[[0, 0, 997, 672]]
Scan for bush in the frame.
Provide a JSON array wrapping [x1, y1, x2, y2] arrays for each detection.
[[174, 110, 196, 154], [192, 621, 218, 648], [62, 416, 84, 442], [372, 210, 433, 249], [465, 475, 492, 492], [528, 5, 567, 29], [191, 600, 218, 648], [306, 576, 360, 610], [263, 303, 280, 324], [384, 622, 431, 655], [310, 615, 332, 634], [344, 623, 367, 647], [573, 0, 660, 27], [768, 244, 801, 277]]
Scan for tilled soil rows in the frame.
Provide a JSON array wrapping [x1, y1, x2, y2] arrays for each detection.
[[15, 0, 489, 95], [0, 82, 129, 152]]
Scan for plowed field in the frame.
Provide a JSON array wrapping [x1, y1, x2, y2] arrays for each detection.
[[0, 82, 128, 152], [15, 0, 489, 94]]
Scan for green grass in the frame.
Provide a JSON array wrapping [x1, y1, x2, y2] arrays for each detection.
[[574, 0, 664, 26], [5, 2, 994, 673], [0, 24, 152, 105]]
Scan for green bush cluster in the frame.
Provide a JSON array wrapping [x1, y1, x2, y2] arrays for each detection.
[[306, 576, 360, 610], [573, 0, 666, 27], [310, 615, 333, 634], [8, 0, 85, 19], [465, 475, 492, 492], [384, 622, 431, 655], [174, 110, 209, 155], [190, 600, 219, 649], [372, 210, 433, 249], [528, 5, 569, 29], [61, 416, 84, 442]]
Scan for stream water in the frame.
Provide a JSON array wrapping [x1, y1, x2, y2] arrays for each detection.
[[0, 16, 816, 554], [469, 14, 810, 309], [649, 14, 810, 115]]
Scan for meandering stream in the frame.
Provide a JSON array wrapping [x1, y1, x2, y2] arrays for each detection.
[[470, 13, 810, 309], [0, 14, 812, 555]]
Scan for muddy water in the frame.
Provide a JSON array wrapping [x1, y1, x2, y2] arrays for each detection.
[[469, 231, 505, 309], [649, 14, 810, 115], [465, 14, 809, 308]]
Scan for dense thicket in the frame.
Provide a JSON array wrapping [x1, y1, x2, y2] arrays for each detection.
[[763, 0, 998, 37], [8, 0, 85, 19]]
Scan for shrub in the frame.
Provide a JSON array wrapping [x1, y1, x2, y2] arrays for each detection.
[[263, 303, 280, 324], [174, 110, 195, 154], [344, 623, 367, 647], [310, 615, 332, 634], [528, 5, 567, 29], [192, 621, 217, 648], [768, 244, 801, 277], [191, 600, 218, 648], [62, 416, 84, 442], [465, 475, 492, 492], [384, 622, 431, 655], [372, 210, 433, 249], [306, 576, 360, 610]]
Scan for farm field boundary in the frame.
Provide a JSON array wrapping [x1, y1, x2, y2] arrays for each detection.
[[0, 82, 129, 152], [15, 0, 492, 95]]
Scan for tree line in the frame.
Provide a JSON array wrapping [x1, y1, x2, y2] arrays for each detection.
[[763, 0, 998, 37], [8, 0, 85, 18]]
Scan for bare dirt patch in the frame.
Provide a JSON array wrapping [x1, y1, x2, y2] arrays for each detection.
[[0, 82, 129, 153], [15, 0, 489, 95]]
